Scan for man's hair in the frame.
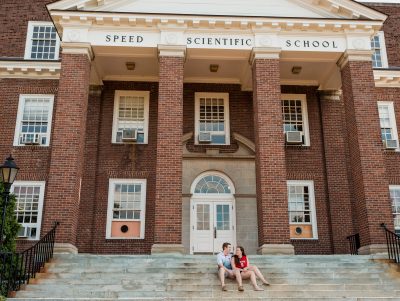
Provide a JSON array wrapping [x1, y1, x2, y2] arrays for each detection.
[[222, 242, 231, 250]]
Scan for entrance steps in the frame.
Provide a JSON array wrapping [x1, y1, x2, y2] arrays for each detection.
[[11, 254, 400, 301]]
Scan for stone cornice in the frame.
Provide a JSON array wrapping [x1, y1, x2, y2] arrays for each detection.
[[61, 42, 94, 60], [250, 47, 281, 65], [337, 49, 373, 69], [50, 10, 384, 34], [374, 69, 400, 88], [158, 45, 186, 58], [0, 60, 61, 80]]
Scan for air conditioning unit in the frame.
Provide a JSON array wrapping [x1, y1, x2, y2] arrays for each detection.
[[198, 132, 212, 143], [384, 139, 398, 150], [286, 131, 303, 144], [20, 133, 41, 145], [122, 129, 137, 142]]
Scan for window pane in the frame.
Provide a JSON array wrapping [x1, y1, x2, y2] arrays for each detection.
[[30, 25, 58, 60]]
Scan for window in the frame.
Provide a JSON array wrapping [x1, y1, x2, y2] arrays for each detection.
[[24, 22, 60, 60], [11, 181, 45, 240], [378, 101, 399, 150], [14, 95, 54, 146], [112, 91, 150, 144], [194, 175, 232, 194], [282, 94, 310, 146], [195, 93, 230, 145], [287, 180, 317, 239], [106, 179, 147, 239], [371, 32, 388, 69], [390, 186, 400, 236]]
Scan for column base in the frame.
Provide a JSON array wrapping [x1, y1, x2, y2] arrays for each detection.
[[53, 243, 78, 254], [358, 244, 387, 255], [257, 244, 295, 255], [151, 244, 185, 255]]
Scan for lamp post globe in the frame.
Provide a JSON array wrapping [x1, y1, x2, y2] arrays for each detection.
[[0, 155, 19, 246]]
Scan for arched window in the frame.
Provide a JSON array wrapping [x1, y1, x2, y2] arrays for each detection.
[[194, 175, 232, 194]]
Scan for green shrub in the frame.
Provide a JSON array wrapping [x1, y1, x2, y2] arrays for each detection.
[[0, 183, 20, 297]]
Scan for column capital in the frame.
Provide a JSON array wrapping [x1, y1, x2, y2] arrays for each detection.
[[250, 47, 281, 65], [337, 49, 373, 70], [318, 90, 342, 102], [158, 45, 186, 59], [61, 42, 94, 61]]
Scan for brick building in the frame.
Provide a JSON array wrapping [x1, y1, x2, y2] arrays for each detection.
[[0, 0, 399, 256]]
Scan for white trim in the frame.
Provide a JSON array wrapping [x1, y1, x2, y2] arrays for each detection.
[[11, 181, 46, 241], [106, 178, 147, 240], [378, 101, 399, 151], [281, 94, 310, 147], [24, 21, 60, 60], [190, 171, 236, 195], [389, 185, 400, 233], [287, 180, 318, 240], [372, 31, 388, 69], [194, 92, 230, 146], [111, 90, 150, 144], [0, 61, 61, 80], [13, 94, 55, 147]]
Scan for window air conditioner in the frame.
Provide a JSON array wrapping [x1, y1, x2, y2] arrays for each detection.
[[122, 128, 137, 142], [286, 131, 303, 144], [198, 132, 212, 143], [384, 139, 398, 150], [21, 133, 41, 145]]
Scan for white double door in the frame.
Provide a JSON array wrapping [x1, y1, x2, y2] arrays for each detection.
[[191, 198, 236, 254]]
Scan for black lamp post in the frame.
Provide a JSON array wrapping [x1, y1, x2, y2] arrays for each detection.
[[0, 155, 19, 246]]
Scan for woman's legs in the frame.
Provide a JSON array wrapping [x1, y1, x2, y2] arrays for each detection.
[[249, 265, 270, 285], [241, 271, 264, 291]]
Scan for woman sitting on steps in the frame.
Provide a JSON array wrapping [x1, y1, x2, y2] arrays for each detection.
[[231, 246, 271, 291]]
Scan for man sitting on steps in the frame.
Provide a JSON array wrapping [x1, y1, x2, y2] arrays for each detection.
[[217, 242, 243, 291]]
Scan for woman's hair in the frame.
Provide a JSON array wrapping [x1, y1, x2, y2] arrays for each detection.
[[233, 246, 246, 267]]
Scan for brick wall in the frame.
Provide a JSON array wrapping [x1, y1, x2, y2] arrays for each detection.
[[84, 81, 158, 254], [283, 86, 334, 254], [365, 3, 400, 67], [252, 59, 290, 246], [154, 56, 184, 245], [44, 53, 91, 246], [341, 60, 394, 247], [0, 0, 58, 58]]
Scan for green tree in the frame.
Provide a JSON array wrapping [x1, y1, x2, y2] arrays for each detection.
[[0, 183, 20, 253], [0, 183, 20, 297]]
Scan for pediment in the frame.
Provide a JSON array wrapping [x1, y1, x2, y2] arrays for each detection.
[[48, 0, 386, 21]]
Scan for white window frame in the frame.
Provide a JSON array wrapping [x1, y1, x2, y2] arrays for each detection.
[[24, 21, 60, 60], [389, 185, 400, 234], [112, 90, 150, 144], [378, 101, 399, 151], [13, 94, 54, 147], [287, 180, 318, 240], [106, 179, 147, 239], [371, 31, 388, 69], [195, 92, 230, 145], [282, 94, 310, 146], [11, 181, 45, 240]]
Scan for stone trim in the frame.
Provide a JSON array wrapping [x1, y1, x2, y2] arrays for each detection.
[[0, 60, 61, 79], [158, 45, 186, 58], [250, 47, 281, 65], [337, 49, 374, 69], [61, 42, 94, 61], [257, 244, 295, 255]]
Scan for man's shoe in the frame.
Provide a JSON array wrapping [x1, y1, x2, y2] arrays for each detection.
[[238, 286, 244, 291], [222, 285, 227, 291]]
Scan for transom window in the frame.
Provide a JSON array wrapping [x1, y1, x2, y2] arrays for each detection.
[[378, 102, 399, 150], [282, 94, 310, 146], [14, 95, 54, 146], [112, 91, 150, 144], [194, 175, 232, 194], [11, 181, 45, 240], [24, 22, 60, 60], [371, 32, 388, 69], [195, 93, 230, 145], [389, 186, 400, 235], [287, 180, 317, 239], [106, 179, 147, 239]]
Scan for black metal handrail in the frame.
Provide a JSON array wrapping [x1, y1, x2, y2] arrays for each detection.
[[0, 221, 59, 297], [381, 223, 400, 264], [346, 233, 360, 255]]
